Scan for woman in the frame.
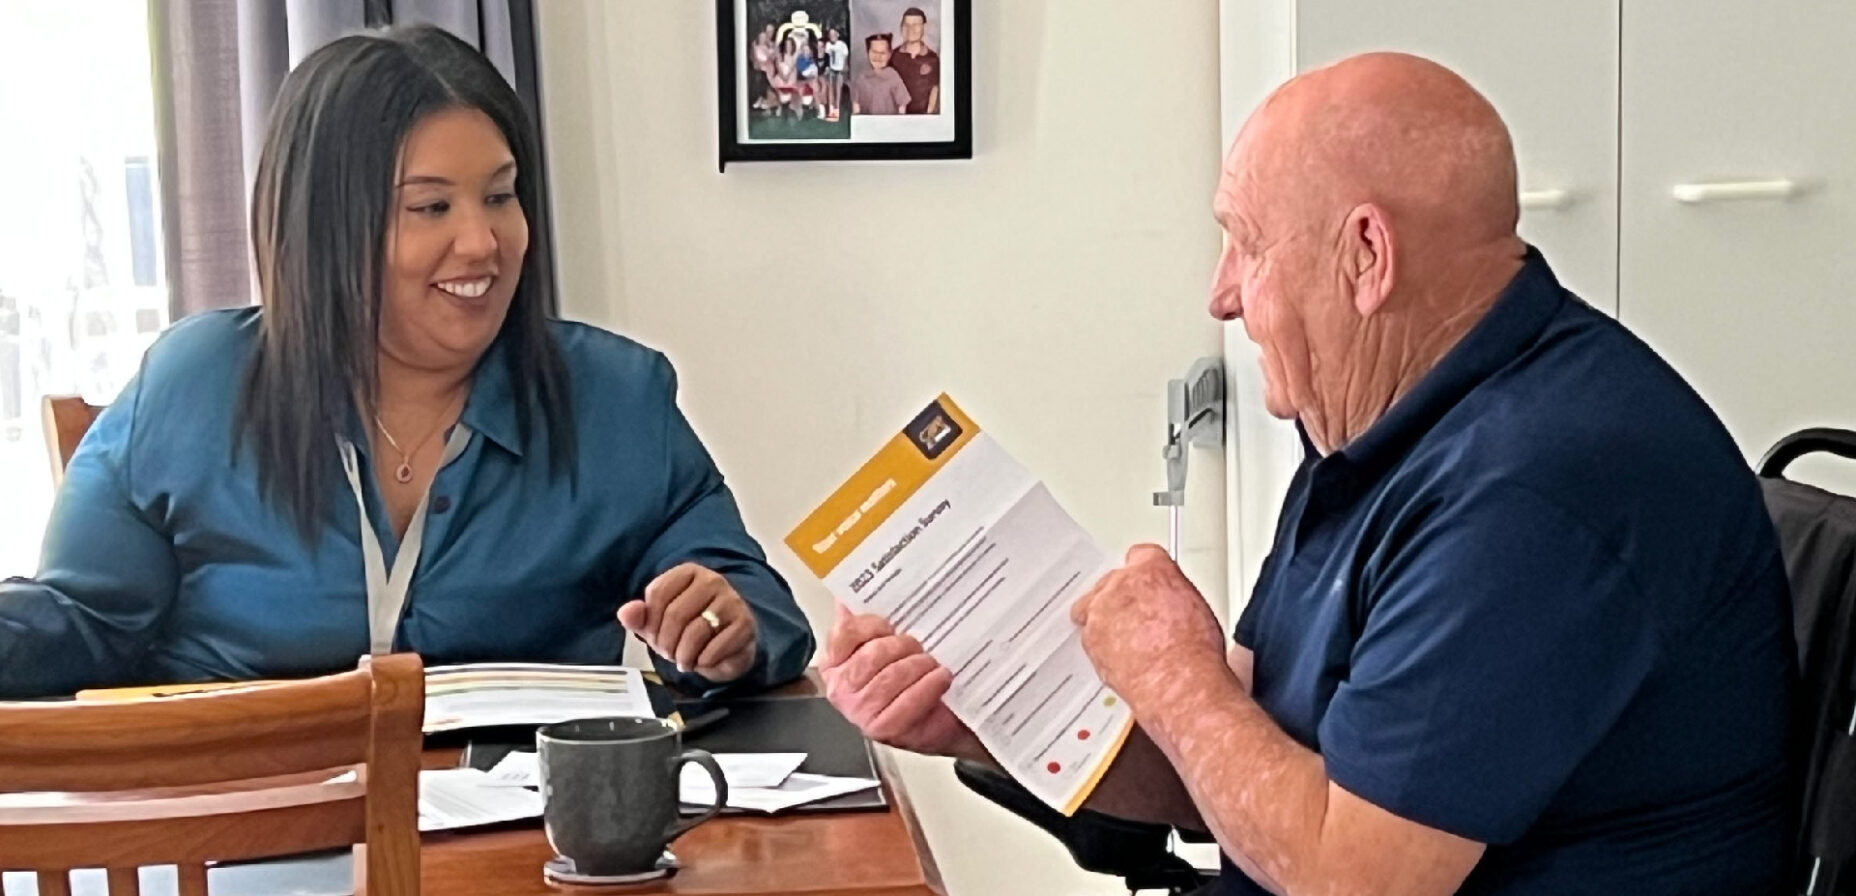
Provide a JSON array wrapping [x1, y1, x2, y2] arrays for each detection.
[[822, 27, 850, 121], [794, 34, 821, 119], [772, 37, 801, 119], [0, 25, 813, 699], [750, 23, 778, 112]]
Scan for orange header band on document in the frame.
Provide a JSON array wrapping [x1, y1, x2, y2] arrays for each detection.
[[785, 395, 979, 579]]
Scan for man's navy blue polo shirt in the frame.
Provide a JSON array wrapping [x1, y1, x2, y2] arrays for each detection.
[[1221, 250, 1795, 895]]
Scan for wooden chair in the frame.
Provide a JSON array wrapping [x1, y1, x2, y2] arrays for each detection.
[[0, 654, 425, 896], [40, 395, 104, 486]]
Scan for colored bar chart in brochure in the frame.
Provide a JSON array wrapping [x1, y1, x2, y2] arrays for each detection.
[[786, 395, 1132, 814]]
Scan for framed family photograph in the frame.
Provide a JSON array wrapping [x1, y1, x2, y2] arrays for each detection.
[[716, 0, 972, 168]]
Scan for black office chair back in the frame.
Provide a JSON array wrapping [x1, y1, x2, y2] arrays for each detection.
[[1758, 428, 1856, 896], [953, 759, 1214, 895]]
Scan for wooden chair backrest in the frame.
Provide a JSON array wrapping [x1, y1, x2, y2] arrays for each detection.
[[0, 654, 425, 896], [40, 395, 105, 485]]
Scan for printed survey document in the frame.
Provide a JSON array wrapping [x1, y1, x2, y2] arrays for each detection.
[[787, 395, 1132, 813]]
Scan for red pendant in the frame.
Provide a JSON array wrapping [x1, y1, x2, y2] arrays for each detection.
[[395, 463, 413, 484]]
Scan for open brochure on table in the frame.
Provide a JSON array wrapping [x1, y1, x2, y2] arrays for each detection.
[[421, 662, 654, 733], [785, 395, 1133, 815], [73, 662, 659, 737]]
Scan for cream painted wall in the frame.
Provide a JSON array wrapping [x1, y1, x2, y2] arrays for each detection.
[[537, 2, 1226, 893], [1217, 0, 1299, 610]]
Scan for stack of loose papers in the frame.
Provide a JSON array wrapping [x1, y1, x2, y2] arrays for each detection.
[[327, 768, 546, 832], [784, 395, 1135, 815], [422, 663, 653, 733], [417, 768, 545, 831], [483, 751, 878, 814]]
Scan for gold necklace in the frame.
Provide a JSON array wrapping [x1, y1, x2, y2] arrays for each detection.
[[374, 395, 463, 484]]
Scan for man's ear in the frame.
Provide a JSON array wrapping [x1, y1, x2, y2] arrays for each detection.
[[1345, 203, 1395, 317]]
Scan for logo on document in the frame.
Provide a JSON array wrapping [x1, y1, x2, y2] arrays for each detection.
[[906, 401, 963, 460]]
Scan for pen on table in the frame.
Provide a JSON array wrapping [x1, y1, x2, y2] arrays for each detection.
[[679, 706, 729, 737]]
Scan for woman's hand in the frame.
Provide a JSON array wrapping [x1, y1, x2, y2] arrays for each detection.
[[618, 563, 759, 683]]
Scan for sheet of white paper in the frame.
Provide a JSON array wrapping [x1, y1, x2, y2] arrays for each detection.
[[484, 750, 540, 787], [417, 768, 544, 832], [422, 663, 653, 733], [680, 772, 879, 814], [682, 752, 808, 790], [483, 751, 808, 792]]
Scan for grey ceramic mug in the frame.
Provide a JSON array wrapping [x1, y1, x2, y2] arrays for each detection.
[[536, 717, 728, 876]]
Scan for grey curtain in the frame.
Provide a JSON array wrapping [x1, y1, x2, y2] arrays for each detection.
[[149, 0, 554, 318]]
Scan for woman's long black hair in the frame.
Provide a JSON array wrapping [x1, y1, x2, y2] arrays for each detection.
[[239, 23, 573, 540]]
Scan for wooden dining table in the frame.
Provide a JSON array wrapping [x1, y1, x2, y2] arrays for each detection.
[[417, 673, 944, 896], [418, 745, 944, 896]]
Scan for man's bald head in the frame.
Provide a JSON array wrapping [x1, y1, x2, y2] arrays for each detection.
[[1210, 53, 1528, 451], [1233, 52, 1519, 260]]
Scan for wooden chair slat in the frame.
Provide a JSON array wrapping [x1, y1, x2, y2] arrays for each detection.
[[176, 863, 209, 896], [35, 870, 72, 896], [0, 674, 372, 792], [105, 866, 140, 896]]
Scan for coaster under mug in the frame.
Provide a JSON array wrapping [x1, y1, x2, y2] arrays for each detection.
[[542, 850, 680, 886]]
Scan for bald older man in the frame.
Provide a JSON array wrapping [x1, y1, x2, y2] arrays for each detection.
[[822, 53, 1795, 896]]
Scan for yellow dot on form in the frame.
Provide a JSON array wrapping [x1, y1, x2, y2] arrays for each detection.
[[1103, 696, 1118, 708]]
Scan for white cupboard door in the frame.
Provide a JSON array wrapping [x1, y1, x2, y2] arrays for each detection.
[[1620, 1, 1856, 491], [1294, 0, 1620, 312]]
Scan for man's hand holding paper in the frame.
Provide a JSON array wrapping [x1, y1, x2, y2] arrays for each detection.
[[822, 603, 986, 761], [1072, 544, 1228, 714]]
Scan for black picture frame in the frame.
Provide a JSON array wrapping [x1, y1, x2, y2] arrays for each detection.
[[716, 0, 972, 170]]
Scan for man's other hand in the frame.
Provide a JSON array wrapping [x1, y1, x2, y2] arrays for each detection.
[[822, 604, 986, 760]]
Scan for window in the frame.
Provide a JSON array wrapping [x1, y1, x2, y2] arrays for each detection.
[[0, 1, 168, 576]]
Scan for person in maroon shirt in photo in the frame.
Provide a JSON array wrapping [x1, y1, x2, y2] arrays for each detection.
[[851, 33, 911, 116], [891, 6, 939, 114]]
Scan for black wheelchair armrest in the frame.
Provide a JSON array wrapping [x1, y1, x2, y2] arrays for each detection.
[[954, 759, 1214, 893]]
